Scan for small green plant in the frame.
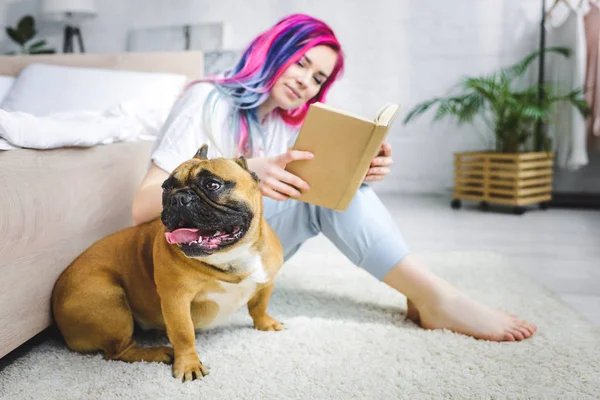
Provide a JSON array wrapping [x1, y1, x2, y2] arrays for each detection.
[[4, 15, 56, 55], [403, 47, 590, 153]]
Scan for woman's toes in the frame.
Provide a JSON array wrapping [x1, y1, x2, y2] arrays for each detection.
[[510, 328, 525, 341], [503, 331, 517, 341], [517, 321, 534, 336], [511, 315, 537, 337], [527, 323, 537, 336], [529, 323, 538, 334], [518, 326, 532, 338]]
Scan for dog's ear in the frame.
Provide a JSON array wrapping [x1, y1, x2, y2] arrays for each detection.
[[234, 156, 260, 183], [194, 144, 209, 160], [235, 155, 248, 170]]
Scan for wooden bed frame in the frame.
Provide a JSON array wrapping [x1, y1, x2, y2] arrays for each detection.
[[0, 51, 204, 361], [0, 51, 204, 81]]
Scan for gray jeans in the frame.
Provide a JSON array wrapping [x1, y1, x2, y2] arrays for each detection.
[[263, 184, 410, 280]]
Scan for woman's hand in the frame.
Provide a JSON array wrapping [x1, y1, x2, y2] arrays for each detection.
[[364, 142, 393, 182], [247, 150, 313, 201]]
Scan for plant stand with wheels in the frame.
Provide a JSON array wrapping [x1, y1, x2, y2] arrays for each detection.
[[451, 151, 554, 214]]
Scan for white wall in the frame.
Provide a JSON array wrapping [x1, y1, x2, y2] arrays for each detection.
[[1, 0, 546, 194]]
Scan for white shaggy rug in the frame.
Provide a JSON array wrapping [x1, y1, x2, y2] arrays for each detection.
[[1, 250, 599, 399]]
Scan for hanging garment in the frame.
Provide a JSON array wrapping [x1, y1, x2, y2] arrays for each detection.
[[584, 2, 600, 153], [584, 4, 600, 139], [546, 3, 589, 170]]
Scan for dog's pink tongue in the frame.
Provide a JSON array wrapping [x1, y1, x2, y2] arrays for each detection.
[[165, 228, 200, 244]]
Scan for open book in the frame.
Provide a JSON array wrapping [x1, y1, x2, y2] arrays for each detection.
[[285, 102, 400, 211]]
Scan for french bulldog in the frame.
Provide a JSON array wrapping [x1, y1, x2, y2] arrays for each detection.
[[52, 144, 284, 381]]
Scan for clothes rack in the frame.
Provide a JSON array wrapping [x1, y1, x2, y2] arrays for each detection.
[[540, 0, 600, 208]]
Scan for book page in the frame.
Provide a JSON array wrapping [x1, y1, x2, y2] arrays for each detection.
[[374, 103, 400, 126], [312, 102, 373, 124]]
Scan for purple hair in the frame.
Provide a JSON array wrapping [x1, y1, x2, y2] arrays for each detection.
[[187, 13, 345, 157]]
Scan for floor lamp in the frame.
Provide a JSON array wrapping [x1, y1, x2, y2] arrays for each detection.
[[41, 0, 97, 53]]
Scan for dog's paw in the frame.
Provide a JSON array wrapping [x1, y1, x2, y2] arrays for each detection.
[[155, 346, 175, 364], [254, 316, 285, 331], [173, 355, 209, 382]]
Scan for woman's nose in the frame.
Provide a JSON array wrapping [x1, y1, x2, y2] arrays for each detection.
[[295, 72, 310, 87]]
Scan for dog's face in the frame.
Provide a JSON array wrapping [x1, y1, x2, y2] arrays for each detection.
[[161, 144, 260, 258]]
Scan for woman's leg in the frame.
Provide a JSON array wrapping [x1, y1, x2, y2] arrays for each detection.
[[262, 197, 320, 262], [264, 185, 536, 341], [382, 255, 536, 341], [263, 184, 410, 277]]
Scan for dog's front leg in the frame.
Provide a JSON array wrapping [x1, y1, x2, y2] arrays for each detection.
[[161, 297, 209, 381], [248, 283, 284, 331]]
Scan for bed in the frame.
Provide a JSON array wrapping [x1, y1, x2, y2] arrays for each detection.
[[0, 51, 204, 359]]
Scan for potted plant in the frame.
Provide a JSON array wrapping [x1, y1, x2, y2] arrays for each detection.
[[403, 47, 590, 214], [4, 15, 56, 55]]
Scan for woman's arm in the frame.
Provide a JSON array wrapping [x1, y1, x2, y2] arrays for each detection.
[[132, 150, 314, 226], [131, 162, 169, 226], [247, 150, 313, 200]]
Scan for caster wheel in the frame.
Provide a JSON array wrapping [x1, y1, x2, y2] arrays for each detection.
[[539, 202, 549, 210], [513, 206, 526, 215], [479, 201, 489, 211], [451, 199, 461, 209]]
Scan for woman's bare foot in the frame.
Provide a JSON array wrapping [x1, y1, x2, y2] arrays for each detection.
[[406, 295, 537, 341], [406, 299, 421, 324], [384, 255, 537, 342]]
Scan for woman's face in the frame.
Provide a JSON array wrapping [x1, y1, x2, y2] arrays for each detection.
[[270, 45, 338, 110]]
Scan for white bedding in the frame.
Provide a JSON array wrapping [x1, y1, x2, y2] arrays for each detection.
[[0, 102, 168, 150], [0, 62, 192, 151]]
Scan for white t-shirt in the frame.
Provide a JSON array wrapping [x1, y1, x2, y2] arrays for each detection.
[[150, 81, 300, 173]]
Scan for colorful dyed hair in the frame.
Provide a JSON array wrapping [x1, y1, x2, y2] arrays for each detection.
[[188, 13, 345, 157]]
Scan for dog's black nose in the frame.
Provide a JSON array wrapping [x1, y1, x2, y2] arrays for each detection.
[[170, 191, 194, 207]]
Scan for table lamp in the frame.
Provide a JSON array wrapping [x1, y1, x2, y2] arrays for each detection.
[[41, 0, 97, 53]]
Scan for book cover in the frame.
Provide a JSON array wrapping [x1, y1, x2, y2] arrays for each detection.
[[285, 102, 399, 211]]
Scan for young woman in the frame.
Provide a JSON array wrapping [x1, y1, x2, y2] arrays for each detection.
[[132, 13, 536, 342]]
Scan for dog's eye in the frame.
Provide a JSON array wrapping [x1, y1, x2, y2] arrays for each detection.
[[205, 180, 222, 191]]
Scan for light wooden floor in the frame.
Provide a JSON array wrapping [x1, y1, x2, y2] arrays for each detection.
[[300, 193, 600, 325]]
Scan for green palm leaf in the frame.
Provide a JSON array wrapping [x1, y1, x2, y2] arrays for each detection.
[[502, 46, 571, 79], [403, 98, 443, 124], [403, 46, 590, 153]]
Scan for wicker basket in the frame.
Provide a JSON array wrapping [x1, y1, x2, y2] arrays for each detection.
[[451, 151, 553, 214]]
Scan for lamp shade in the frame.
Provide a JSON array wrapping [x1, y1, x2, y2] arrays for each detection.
[[41, 0, 97, 22]]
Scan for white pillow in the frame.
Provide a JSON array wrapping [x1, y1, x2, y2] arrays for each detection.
[[0, 75, 15, 104], [0, 63, 188, 116], [0, 105, 163, 149]]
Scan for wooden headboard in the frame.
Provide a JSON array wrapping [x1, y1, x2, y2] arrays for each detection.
[[0, 51, 204, 81]]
